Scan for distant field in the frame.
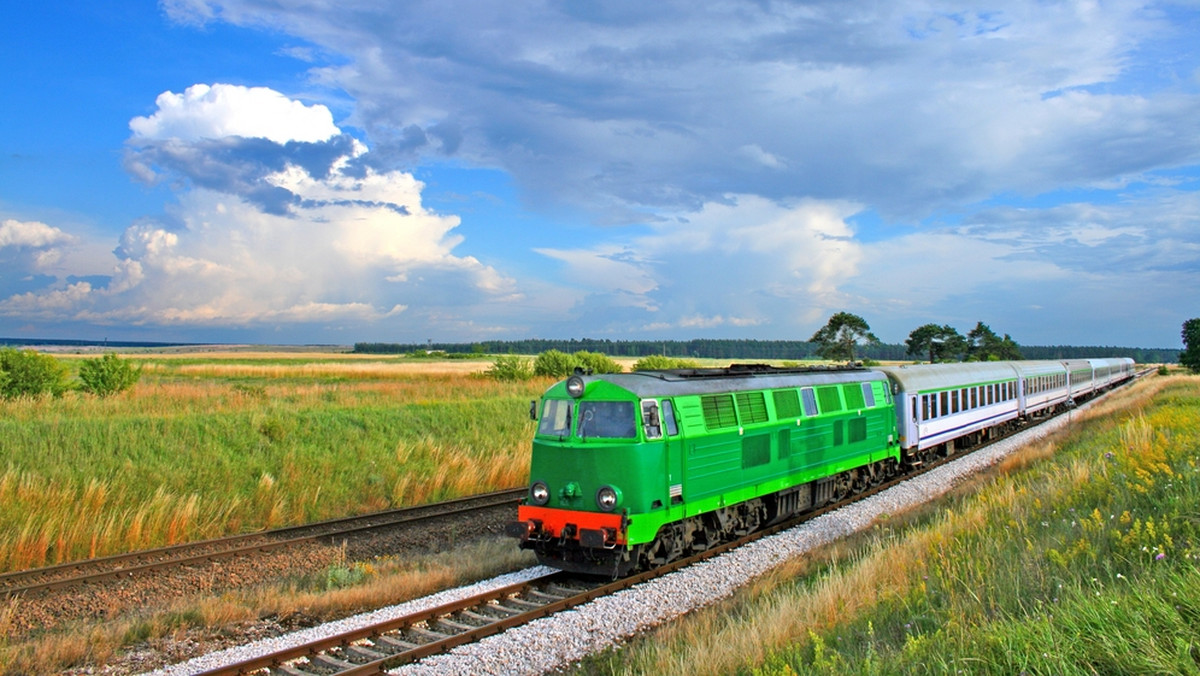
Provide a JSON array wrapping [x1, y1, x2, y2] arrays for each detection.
[[0, 350, 546, 572]]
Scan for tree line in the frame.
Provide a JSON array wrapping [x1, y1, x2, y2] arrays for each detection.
[[355, 328, 1179, 364]]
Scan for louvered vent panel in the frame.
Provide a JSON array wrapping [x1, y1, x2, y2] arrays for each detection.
[[816, 386, 842, 413], [701, 394, 738, 429], [843, 383, 865, 410], [736, 392, 769, 424], [772, 389, 801, 419]]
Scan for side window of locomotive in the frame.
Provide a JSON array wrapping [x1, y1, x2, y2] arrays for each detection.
[[800, 387, 818, 417], [577, 401, 636, 439], [861, 382, 876, 408], [538, 399, 572, 437], [661, 400, 679, 436], [641, 400, 662, 440]]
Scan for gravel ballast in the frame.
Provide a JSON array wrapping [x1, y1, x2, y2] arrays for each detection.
[[143, 403, 1095, 676]]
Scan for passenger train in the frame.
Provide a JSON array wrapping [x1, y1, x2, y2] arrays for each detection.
[[506, 358, 1135, 576]]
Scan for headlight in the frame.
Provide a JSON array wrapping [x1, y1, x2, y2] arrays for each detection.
[[566, 375, 585, 398], [595, 485, 619, 511], [530, 481, 550, 505]]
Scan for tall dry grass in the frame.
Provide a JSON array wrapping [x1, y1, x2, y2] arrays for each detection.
[[0, 359, 545, 572]]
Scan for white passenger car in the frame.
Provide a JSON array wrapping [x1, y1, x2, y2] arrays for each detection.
[[876, 362, 1021, 454], [1088, 357, 1135, 388], [1012, 360, 1070, 418]]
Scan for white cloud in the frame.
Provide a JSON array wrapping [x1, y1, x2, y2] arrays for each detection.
[[129, 83, 339, 144], [1, 85, 517, 334], [0, 219, 72, 249]]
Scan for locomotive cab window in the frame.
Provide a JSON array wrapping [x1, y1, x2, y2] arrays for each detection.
[[577, 401, 636, 439], [641, 400, 663, 440], [661, 400, 679, 436], [641, 399, 679, 439], [537, 399, 572, 437]]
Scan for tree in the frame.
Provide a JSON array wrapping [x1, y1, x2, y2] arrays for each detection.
[[967, 321, 1023, 361], [809, 312, 880, 363], [78, 353, 142, 397], [1182, 318, 1200, 374], [906, 324, 966, 363]]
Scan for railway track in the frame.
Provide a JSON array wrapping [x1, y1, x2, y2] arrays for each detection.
[[184, 452, 996, 675], [0, 487, 525, 599], [188, 375, 1149, 675]]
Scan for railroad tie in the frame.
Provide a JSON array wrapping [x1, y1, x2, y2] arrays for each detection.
[[344, 644, 387, 660], [373, 634, 420, 651], [311, 653, 359, 671], [435, 617, 476, 633]]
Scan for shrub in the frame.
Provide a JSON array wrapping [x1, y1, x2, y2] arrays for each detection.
[[573, 351, 623, 374], [0, 348, 70, 399], [532, 350, 624, 377], [486, 355, 533, 381], [633, 355, 701, 371], [533, 350, 576, 378], [78, 353, 142, 397]]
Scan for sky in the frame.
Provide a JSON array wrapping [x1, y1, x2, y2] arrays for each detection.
[[2, 1, 1199, 349]]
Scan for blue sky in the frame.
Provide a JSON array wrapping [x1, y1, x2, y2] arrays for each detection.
[[2, 1, 1198, 348]]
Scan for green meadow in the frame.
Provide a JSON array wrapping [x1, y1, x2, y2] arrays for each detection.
[[581, 374, 1200, 675], [0, 351, 543, 572]]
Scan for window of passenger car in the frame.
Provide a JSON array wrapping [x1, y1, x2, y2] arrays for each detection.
[[577, 401, 636, 439]]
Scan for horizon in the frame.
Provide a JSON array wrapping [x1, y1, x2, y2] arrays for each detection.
[[0, 335, 1182, 354]]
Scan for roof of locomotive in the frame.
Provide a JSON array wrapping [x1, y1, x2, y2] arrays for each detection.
[[562, 363, 887, 399]]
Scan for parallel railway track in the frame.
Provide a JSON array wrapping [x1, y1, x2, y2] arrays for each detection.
[[0, 487, 525, 599]]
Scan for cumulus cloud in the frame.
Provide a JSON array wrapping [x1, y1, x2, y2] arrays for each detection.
[[0, 219, 73, 249], [129, 83, 339, 144], [0, 84, 517, 335]]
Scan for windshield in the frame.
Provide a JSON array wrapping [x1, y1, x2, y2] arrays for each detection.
[[537, 399, 572, 437], [577, 401, 636, 439]]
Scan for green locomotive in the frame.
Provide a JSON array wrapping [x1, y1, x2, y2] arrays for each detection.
[[506, 364, 901, 576]]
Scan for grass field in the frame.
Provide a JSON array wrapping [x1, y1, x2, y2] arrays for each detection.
[[0, 350, 545, 572], [578, 373, 1200, 675]]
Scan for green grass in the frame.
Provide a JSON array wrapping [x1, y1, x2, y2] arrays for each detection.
[[0, 354, 545, 570], [578, 376, 1200, 676]]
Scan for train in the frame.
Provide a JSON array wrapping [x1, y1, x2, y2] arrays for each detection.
[[505, 358, 1135, 576]]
